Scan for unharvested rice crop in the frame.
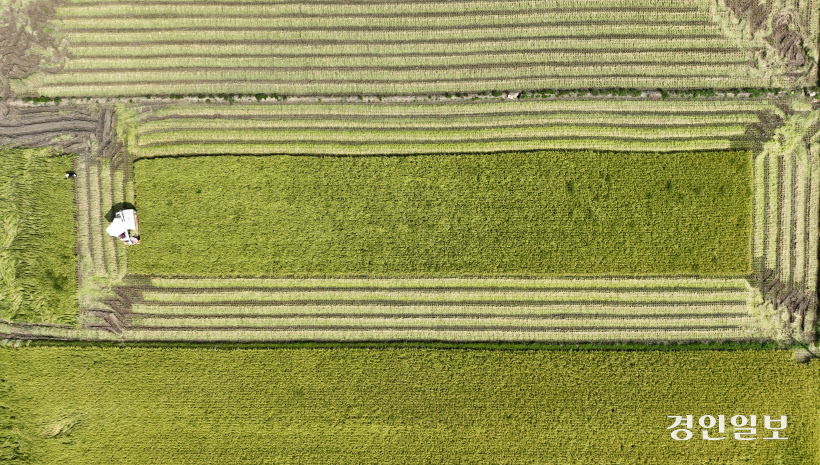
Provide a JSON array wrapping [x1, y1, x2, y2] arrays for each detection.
[[0, 347, 817, 464], [126, 151, 752, 277], [18, 0, 784, 96], [0, 148, 78, 324], [105, 276, 764, 343]]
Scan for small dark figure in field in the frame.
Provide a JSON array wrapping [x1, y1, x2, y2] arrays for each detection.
[[65, 171, 76, 179]]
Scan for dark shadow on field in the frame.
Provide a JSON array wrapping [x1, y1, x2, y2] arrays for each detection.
[[105, 202, 136, 222]]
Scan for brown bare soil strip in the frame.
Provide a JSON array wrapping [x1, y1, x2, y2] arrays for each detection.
[[759, 269, 816, 340], [98, 108, 122, 159], [85, 310, 123, 333], [0, 121, 99, 136], [744, 110, 783, 154], [766, 12, 808, 70], [0, 107, 110, 153], [0, 0, 66, 102], [0, 106, 122, 162], [1, 114, 98, 125], [725, 0, 772, 33]]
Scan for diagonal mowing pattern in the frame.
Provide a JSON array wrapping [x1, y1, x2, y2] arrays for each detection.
[[713, 0, 819, 88], [751, 103, 820, 342]]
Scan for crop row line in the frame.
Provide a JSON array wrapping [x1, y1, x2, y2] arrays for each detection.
[[129, 311, 753, 319], [129, 303, 751, 316], [67, 41, 754, 56], [68, 49, 751, 59], [59, 34, 727, 47], [39, 67, 751, 84], [133, 299, 751, 307], [63, 0, 702, 6], [61, 60, 752, 73], [61, 21, 719, 34], [142, 107, 777, 119], [136, 123, 751, 137], [133, 285, 748, 293], [57, 5, 704, 16], [118, 329, 762, 343], [37, 78, 766, 97], [132, 140, 739, 157], [143, 277, 751, 289], [57, 10, 705, 21], [135, 136, 742, 148], [126, 324, 752, 332]]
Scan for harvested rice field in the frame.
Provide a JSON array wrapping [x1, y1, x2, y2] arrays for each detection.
[[132, 98, 783, 156], [12, 0, 799, 96]]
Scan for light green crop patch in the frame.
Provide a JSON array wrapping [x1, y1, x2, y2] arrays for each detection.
[[128, 150, 751, 277], [0, 348, 817, 464], [0, 148, 78, 324]]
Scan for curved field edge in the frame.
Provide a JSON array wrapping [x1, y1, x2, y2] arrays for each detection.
[[0, 347, 817, 464]]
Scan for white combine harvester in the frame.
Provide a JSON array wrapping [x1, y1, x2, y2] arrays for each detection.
[[106, 209, 140, 245]]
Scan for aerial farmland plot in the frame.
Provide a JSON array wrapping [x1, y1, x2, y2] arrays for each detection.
[[2, 0, 820, 463]]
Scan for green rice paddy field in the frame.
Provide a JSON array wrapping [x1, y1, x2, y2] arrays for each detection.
[[127, 150, 752, 277], [0, 347, 817, 464], [0, 149, 78, 324]]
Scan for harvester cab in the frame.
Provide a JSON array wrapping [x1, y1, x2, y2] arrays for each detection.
[[106, 209, 140, 246]]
